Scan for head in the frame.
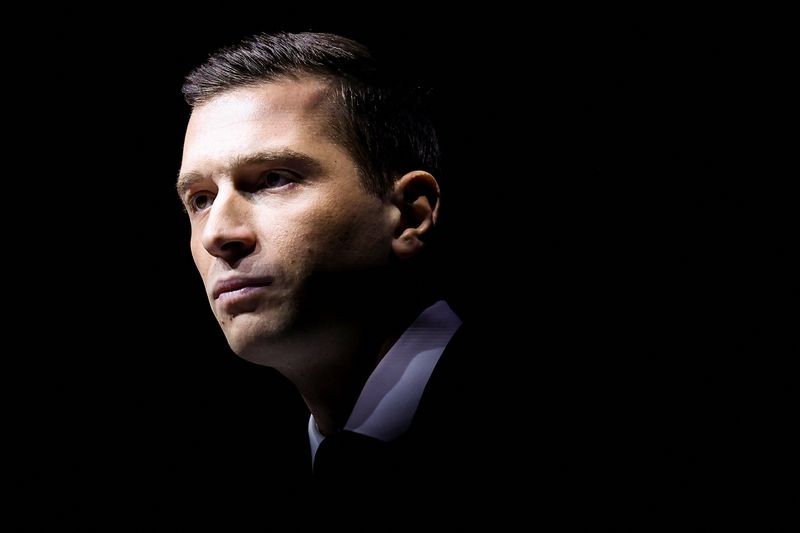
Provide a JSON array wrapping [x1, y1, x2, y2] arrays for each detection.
[[177, 32, 442, 366]]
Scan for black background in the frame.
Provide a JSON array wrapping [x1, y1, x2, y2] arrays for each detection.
[[12, 10, 795, 529]]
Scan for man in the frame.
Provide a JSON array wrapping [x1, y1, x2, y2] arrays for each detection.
[[177, 31, 507, 524]]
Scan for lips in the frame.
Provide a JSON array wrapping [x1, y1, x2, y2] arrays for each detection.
[[212, 276, 274, 300]]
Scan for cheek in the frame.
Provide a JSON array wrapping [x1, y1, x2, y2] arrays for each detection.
[[189, 236, 211, 279], [285, 199, 391, 268]]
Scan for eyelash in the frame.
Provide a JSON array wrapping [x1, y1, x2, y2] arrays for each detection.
[[187, 192, 214, 213], [185, 169, 299, 214]]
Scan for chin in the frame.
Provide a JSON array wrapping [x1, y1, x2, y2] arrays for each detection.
[[219, 310, 296, 365], [226, 332, 288, 367]]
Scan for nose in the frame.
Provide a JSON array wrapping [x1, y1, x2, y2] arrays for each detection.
[[200, 189, 256, 266]]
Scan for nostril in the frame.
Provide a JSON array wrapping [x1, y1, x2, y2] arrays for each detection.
[[221, 240, 248, 252], [216, 238, 257, 267]]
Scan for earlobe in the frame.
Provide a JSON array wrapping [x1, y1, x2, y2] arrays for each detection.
[[391, 171, 440, 260]]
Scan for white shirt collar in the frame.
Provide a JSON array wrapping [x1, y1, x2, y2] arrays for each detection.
[[309, 300, 461, 465]]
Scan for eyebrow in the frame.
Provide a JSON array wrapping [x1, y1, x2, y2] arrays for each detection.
[[176, 148, 325, 197]]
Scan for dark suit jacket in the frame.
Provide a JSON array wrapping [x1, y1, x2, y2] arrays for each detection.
[[307, 316, 715, 530], [309, 324, 518, 529]]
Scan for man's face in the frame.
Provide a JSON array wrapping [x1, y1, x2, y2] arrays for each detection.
[[178, 79, 395, 363]]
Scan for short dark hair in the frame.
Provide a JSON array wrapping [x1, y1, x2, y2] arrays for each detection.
[[182, 32, 440, 198]]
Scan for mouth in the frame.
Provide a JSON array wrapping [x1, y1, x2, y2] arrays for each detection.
[[212, 276, 274, 300]]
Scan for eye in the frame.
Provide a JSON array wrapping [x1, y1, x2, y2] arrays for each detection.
[[261, 169, 297, 189], [188, 192, 214, 213]]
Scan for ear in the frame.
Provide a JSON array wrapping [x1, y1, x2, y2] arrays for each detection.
[[391, 171, 441, 260]]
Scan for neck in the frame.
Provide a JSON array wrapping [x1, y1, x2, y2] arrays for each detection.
[[273, 295, 435, 437]]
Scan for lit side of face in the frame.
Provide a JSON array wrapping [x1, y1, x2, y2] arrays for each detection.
[[178, 79, 396, 364]]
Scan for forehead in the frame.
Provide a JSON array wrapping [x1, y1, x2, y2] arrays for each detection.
[[181, 79, 335, 167]]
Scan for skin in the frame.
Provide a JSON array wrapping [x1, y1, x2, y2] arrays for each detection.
[[178, 78, 439, 435]]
